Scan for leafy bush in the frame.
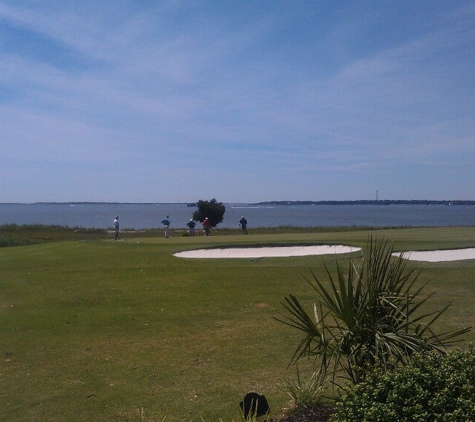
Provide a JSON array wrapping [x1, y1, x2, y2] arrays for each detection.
[[333, 345, 475, 421]]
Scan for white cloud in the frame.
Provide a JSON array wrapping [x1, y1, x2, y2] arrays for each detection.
[[0, 1, 473, 202]]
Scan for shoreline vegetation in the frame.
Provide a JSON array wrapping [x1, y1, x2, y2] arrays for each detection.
[[0, 224, 388, 247], [254, 199, 475, 206], [2, 223, 475, 248]]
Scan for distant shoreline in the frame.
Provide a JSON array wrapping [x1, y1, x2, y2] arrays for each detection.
[[1, 200, 474, 206], [253, 200, 475, 206]]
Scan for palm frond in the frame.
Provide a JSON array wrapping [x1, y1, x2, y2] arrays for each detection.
[[277, 235, 471, 386]]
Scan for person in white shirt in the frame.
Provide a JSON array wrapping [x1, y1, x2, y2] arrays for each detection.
[[113, 216, 120, 240]]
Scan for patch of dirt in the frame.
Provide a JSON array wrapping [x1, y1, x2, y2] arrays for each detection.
[[280, 404, 335, 422]]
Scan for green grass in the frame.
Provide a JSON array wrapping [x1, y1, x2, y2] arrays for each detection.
[[1, 227, 475, 421]]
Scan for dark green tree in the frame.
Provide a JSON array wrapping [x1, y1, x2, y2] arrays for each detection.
[[192, 199, 225, 228]]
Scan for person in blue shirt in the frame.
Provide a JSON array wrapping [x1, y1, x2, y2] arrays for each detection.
[[161, 215, 171, 238]]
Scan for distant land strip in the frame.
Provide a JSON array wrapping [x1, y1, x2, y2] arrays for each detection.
[[2, 200, 474, 206], [253, 200, 475, 206]]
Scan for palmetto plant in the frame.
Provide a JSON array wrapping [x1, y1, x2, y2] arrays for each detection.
[[277, 237, 470, 385]]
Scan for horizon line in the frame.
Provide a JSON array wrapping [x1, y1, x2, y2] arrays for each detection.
[[1, 199, 475, 205]]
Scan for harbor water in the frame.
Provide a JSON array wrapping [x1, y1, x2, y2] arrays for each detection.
[[0, 203, 474, 230]]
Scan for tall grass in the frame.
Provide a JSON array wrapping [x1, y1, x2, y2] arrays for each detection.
[[0, 224, 108, 246]]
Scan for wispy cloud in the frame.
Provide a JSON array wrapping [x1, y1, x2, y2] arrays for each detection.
[[0, 1, 473, 202]]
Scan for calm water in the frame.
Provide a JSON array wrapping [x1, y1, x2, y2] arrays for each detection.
[[0, 203, 474, 229]]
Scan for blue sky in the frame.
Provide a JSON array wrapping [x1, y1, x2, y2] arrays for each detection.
[[1, 1, 474, 203]]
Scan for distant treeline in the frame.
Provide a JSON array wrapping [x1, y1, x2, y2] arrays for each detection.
[[254, 200, 475, 206], [5, 200, 474, 206]]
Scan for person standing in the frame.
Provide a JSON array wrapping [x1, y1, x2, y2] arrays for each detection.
[[186, 219, 196, 236], [113, 215, 120, 240], [161, 215, 171, 238], [202, 217, 210, 236], [239, 216, 248, 234]]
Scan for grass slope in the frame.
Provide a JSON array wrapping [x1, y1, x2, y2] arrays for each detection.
[[1, 227, 475, 421]]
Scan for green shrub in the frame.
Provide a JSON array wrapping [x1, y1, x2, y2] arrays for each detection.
[[332, 345, 475, 421]]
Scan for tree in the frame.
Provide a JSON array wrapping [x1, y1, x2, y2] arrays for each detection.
[[276, 237, 470, 386], [192, 199, 225, 228]]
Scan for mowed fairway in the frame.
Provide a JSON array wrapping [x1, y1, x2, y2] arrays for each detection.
[[2, 227, 475, 421]]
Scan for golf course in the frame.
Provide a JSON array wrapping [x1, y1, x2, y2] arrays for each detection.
[[2, 226, 475, 421]]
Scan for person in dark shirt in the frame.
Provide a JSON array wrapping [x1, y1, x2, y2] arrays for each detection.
[[186, 219, 196, 236], [239, 216, 248, 234]]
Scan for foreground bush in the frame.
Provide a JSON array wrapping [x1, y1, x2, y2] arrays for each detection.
[[332, 346, 475, 421]]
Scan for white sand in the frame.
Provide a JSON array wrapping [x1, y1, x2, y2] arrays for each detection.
[[174, 245, 361, 259], [174, 245, 475, 262], [394, 248, 475, 262]]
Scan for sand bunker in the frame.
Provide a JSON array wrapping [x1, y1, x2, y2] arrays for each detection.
[[174, 245, 475, 262], [174, 245, 361, 259], [395, 248, 475, 262]]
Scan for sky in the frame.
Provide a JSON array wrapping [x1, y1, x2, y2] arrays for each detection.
[[1, 0, 474, 203]]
